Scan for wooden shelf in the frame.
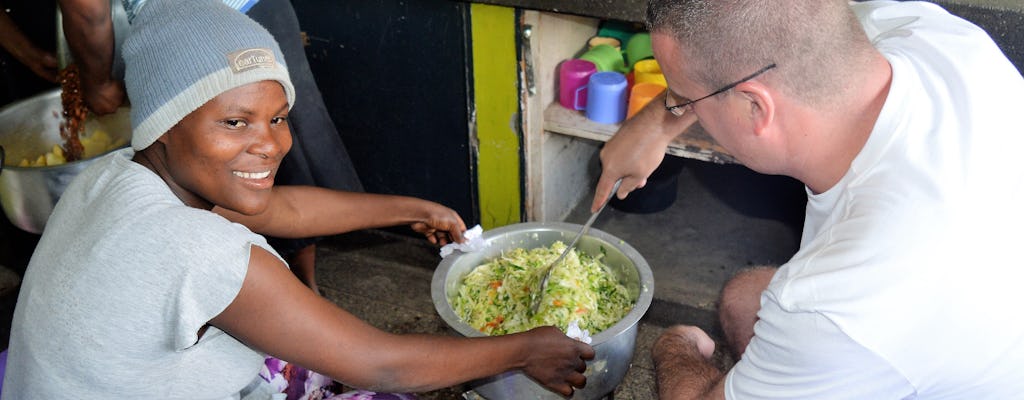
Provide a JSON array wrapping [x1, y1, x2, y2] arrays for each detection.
[[542, 102, 736, 164]]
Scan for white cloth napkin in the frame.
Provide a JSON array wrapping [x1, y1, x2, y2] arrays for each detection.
[[439, 224, 489, 258], [566, 320, 592, 344]]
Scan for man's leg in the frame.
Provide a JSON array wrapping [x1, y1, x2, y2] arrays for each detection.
[[718, 266, 777, 359]]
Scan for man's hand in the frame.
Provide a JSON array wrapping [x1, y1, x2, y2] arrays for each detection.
[[0, 11, 58, 82], [652, 325, 725, 400], [18, 49, 58, 83], [654, 325, 716, 362], [592, 93, 697, 211], [81, 78, 126, 115]]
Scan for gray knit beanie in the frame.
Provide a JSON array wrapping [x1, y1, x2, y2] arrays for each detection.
[[123, 0, 295, 151]]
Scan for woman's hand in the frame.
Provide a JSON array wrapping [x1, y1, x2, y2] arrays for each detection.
[[409, 200, 467, 245], [518, 326, 596, 396]]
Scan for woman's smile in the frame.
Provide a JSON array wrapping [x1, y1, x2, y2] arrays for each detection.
[[232, 170, 272, 180]]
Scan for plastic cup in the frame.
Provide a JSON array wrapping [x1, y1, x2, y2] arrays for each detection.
[[597, 20, 637, 47], [627, 82, 666, 119], [625, 32, 654, 69], [579, 44, 626, 73], [585, 71, 628, 124], [588, 36, 621, 51], [558, 59, 597, 110], [633, 59, 667, 87]]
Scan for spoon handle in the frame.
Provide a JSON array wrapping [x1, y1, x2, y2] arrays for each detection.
[[531, 178, 622, 314]]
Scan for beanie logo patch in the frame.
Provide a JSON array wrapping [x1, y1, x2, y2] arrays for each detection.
[[227, 48, 277, 73]]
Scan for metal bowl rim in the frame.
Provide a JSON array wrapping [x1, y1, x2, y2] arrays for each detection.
[[431, 221, 655, 343]]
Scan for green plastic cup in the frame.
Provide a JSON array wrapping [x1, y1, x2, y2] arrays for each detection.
[[580, 44, 627, 73], [626, 32, 654, 69]]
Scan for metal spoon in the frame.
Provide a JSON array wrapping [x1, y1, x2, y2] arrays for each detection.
[[531, 178, 623, 315]]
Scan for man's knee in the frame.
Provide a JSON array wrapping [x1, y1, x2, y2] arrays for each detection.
[[719, 266, 777, 317]]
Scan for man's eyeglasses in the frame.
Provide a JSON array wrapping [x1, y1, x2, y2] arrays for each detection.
[[663, 63, 777, 116]]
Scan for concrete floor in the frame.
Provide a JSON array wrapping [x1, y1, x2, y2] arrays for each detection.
[[0, 158, 806, 399]]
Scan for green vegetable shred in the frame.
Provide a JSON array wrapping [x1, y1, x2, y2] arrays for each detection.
[[453, 241, 634, 336]]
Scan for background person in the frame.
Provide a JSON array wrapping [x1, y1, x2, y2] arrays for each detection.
[[594, 0, 1024, 398], [2, 0, 594, 397]]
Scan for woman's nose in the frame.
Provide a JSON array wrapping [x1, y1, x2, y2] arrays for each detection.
[[250, 124, 291, 160]]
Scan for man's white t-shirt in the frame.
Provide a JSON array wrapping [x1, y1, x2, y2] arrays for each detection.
[[727, 1, 1024, 399]]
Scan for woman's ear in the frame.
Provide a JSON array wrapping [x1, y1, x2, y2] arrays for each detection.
[[736, 81, 775, 136]]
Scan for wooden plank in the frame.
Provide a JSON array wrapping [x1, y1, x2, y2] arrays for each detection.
[[461, 0, 647, 22], [543, 103, 737, 164], [471, 4, 522, 229], [520, 11, 604, 222]]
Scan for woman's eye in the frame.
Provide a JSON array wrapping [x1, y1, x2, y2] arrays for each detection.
[[271, 116, 288, 125], [223, 119, 247, 128]]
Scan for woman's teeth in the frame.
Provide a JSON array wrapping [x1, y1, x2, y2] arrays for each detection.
[[233, 170, 271, 179]]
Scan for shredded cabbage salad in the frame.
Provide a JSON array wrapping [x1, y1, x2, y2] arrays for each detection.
[[453, 241, 634, 336]]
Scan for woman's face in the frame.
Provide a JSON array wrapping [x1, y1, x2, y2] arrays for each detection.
[[158, 80, 291, 215]]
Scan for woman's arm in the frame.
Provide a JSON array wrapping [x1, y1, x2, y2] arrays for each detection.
[[211, 246, 594, 395], [214, 186, 467, 244]]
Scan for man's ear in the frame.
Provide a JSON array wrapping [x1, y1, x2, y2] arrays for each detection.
[[736, 81, 774, 136]]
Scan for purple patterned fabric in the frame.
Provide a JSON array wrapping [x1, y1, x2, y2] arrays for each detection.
[[259, 356, 419, 400], [330, 390, 419, 400]]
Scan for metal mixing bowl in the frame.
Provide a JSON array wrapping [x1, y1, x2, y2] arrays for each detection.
[[0, 89, 131, 233], [431, 222, 654, 399]]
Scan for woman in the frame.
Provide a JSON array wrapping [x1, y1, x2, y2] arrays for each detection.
[[1, 0, 594, 398]]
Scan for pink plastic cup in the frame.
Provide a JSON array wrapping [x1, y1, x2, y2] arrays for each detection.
[[558, 59, 598, 110]]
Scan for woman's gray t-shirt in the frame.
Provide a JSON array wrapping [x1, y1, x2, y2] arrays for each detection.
[[3, 149, 283, 399]]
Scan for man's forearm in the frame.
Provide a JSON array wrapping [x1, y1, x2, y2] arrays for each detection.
[[58, 0, 114, 83]]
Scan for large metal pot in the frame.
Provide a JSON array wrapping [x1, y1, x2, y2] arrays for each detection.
[[0, 89, 131, 234], [432, 222, 654, 399]]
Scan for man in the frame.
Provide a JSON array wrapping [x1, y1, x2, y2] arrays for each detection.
[[594, 0, 1024, 398]]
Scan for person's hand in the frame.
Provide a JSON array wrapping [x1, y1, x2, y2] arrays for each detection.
[[653, 325, 715, 363], [0, 11, 58, 82], [518, 326, 596, 396], [20, 48, 58, 83], [81, 77, 126, 115], [591, 98, 698, 212], [409, 200, 468, 245]]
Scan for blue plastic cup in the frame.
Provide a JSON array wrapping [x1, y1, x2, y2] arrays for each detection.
[[585, 71, 628, 124]]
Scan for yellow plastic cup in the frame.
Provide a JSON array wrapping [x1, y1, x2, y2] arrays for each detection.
[[633, 59, 667, 87], [627, 82, 666, 119], [587, 36, 622, 51]]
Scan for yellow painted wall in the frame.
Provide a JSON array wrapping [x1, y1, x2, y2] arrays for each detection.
[[470, 4, 521, 229]]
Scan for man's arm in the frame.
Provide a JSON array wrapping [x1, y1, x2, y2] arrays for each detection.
[[592, 90, 697, 211], [0, 5, 58, 82], [58, 0, 125, 114]]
